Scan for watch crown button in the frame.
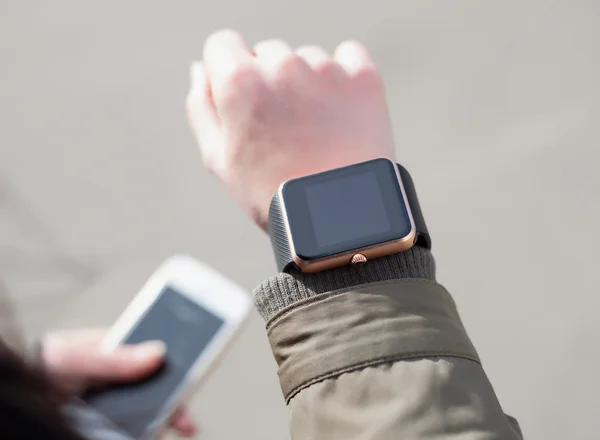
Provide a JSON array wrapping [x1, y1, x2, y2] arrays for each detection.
[[351, 253, 367, 264]]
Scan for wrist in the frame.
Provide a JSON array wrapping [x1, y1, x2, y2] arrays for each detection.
[[266, 159, 431, 273], [253, 246, 435, 322]]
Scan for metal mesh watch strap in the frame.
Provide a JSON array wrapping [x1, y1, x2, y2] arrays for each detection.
[[268, 163, 432, 272]]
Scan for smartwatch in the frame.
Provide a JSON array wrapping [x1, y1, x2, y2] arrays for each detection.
[[268, 158, 431, 272]]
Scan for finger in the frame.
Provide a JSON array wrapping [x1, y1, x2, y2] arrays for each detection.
[[169, 407, 198, 437], [63, 328, 107, 345], [42, 328, 107, 370], [295, 45, 331, 70], [333, 40, 377, 76], [97, 341, 166, 381], [187, 61, 220, 146], [253, 39, 293, 68], [51, 340, 166, 383], [203, 29, 253, 96]]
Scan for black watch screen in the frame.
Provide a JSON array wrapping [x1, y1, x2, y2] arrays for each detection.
[[281, 158, 413, 261]]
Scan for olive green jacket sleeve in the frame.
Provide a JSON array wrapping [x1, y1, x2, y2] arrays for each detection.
[[254, 247, 523, 439]]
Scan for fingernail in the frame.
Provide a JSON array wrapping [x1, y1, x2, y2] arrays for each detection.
[[134, 340, 166, 359]]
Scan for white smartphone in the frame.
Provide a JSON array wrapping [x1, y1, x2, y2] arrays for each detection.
[[80, 255, 251, 440]]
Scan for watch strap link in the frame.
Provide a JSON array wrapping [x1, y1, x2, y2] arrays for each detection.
[[268, 194, 296, 272], [268, 163, 431, 272]]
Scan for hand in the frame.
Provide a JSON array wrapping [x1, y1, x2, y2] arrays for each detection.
[[42, 329, 198, 438], [186, 29, 395, 230]]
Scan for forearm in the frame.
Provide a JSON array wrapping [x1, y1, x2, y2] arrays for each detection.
[[254, 248, 522, 439]]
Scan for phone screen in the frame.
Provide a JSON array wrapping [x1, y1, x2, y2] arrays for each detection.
[[82, 286, 224, 439]]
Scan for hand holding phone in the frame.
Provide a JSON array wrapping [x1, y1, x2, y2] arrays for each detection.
[[42, 330, 197, 436], [80, 255, 251, 440]]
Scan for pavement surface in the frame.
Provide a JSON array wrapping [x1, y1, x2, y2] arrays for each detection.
[[1, 1, 599, 439]]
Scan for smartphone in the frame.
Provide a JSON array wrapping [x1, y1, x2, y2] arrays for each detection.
[[80, 255, 251, 440]]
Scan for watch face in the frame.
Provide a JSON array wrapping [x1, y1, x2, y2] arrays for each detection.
[[282, 158, 413, 261]]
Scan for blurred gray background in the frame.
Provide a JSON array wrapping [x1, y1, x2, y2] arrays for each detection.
[[1, 1, 598, 439]]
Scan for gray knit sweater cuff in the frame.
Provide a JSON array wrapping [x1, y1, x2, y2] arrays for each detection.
[[253, 246, 435, 321]]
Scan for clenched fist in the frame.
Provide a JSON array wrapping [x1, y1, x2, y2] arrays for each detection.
[[186, 29, 395, 230]]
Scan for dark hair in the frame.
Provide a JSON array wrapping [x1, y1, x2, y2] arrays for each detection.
[[0, 339, 86, 440]]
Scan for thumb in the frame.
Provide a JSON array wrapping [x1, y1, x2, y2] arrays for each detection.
[[186, 61, 222, 168], [97, 340, 167, 382], [53, 340, 167, 383]]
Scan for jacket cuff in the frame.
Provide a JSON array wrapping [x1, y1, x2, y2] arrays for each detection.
[[253, 246, 435, 321], [266, 279, 479, 403]]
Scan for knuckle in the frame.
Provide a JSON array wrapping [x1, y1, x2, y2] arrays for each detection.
[[314, 58, 339, 75], [254, 38, 286, 52], [218, 62, 264, 106], [346, 57, 383, 89], [274, 53, 304, 76], [338, 39, 368, 54], [277, 53, 302, 74], [205, 28, 243, 50], [353, 65, 384, 89]]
